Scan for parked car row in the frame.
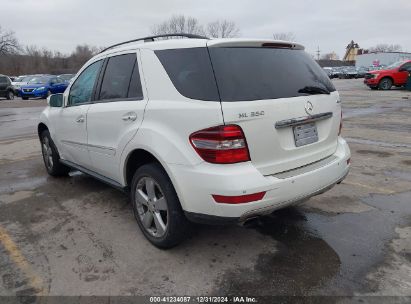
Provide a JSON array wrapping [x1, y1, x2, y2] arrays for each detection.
[[0, 73, 75, 100], [323, 66, 373, 79]]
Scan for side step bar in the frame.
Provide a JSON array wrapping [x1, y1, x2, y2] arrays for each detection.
[[60, 159, 128, 192]]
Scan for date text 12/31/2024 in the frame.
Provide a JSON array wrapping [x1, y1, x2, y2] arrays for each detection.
[[149, 296, 257, 303]]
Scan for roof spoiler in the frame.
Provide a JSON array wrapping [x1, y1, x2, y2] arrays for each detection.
[[207, 39, 304, 50]]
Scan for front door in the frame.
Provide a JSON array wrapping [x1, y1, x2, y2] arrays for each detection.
[[86, 51, 148, 182], [52, 60, 103, 168], [397, 62, 411, 85]]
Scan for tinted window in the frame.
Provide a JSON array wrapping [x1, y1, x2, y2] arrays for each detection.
[[401, 62, 411, 70], [99, 54, 140, 100], [0, 77, 7, 83], [209, 47, 336, 101], [128, 61, 143, 99], [155, 48, 219, 101], [69, 60, 103, 106]]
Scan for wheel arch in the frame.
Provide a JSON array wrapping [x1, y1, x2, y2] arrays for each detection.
[[379, 76, 394, 84], [123, 148, 187, 209], [38, 122, 49, 138]]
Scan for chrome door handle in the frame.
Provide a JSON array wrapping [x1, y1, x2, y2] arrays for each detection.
[[122, 112, 137, 121], [75, 115, 85, 123]]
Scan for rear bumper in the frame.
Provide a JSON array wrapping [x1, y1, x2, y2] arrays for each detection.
[[169, 137, 351, 222]]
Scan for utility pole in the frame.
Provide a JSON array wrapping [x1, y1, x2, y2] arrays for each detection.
[[316, 46, 321, 60]]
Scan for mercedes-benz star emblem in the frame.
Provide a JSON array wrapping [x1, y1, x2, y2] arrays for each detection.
[[305, 101, 314, 115]]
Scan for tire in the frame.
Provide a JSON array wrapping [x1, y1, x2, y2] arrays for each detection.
[[131, 163, 190, 248], [40, 130, 70, 176], [378, 78, 393, 90], [6, 91, 14, 100], [370, 87, 378, 90], [22, 96, 29, 100]]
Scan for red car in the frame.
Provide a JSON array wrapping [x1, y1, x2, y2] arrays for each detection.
[[364, 60, 411, 90]]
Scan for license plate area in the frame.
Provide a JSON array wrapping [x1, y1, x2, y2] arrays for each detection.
[[293, 122, 318, 147]]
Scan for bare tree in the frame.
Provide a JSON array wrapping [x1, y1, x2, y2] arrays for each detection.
[[206, 20, 240, 38], [68, 44, 99, 68], [151, 15, 205, 36], [272, 32, 296, 41], [368, 44, 402, 53], [0, 26, 20, 55]]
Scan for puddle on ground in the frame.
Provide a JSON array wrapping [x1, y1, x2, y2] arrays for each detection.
[[356, 150, 393, 158], [384, 170, 411, 182], [213, 191, 411, 296], [346, 137, 411, 149], [213, 208, 341, 296]]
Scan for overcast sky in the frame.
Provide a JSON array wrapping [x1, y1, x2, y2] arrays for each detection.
[[2, 0, 411, 58]]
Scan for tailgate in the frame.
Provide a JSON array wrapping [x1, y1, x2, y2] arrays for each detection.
[[221, 93, 341, 175]]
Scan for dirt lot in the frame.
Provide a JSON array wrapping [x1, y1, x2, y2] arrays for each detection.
[[0, 80, 410, 299]]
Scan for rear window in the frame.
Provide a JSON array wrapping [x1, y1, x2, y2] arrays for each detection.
[[155, 48, 219, 101], [156, 47, 335, 102], [209, 47, 336, 101]]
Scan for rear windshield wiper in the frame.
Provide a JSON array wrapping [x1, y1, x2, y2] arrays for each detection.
[[298, 86, 330, 95]]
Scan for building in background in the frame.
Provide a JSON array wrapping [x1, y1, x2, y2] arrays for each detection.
[[355, 52, 411, 68], [343, 40, 360, 61]]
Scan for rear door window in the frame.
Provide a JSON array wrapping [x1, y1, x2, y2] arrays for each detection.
[[208, 47, 336, 101], [99, 53, 143, 101]]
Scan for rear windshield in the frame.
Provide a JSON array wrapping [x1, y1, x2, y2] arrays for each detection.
[[156, 47, 335, 102]]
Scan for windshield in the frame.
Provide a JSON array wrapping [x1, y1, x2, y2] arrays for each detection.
[[384, 61, 405, 70], [28, 76, 51, 84], [15, 76, 29, 82]]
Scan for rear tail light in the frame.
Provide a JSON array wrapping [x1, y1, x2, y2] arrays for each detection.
[[189, 125, 250, 164], [212, 192, 266, 204], [338, 110, 343, 135]]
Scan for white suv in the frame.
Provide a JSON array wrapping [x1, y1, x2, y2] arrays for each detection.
[[38, 34, 350, 248]]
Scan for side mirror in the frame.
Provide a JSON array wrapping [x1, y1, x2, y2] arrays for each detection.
[[48, 94, 63, 107]]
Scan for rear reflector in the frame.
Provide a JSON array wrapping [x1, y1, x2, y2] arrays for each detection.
[[190, 125, 250, 164], [212, 192, 266, 204]]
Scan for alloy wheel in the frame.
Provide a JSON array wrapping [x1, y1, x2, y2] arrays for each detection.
[[135, 177, 168, 238], [42, 137, 54, 170]]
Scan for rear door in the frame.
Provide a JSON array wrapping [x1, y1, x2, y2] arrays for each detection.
[[207, 41, 341, 175], [86, 51, 148, 182]]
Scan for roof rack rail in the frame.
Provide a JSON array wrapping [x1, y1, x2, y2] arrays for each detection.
[[99, 33, 209, 53]]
